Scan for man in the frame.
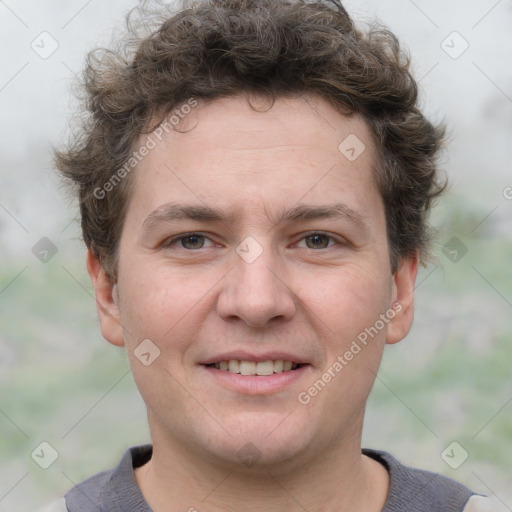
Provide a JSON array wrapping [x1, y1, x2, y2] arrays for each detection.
[[41, 0, 499, 510]]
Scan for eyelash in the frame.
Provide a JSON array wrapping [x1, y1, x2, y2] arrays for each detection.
[[163, 231, 343, 251]]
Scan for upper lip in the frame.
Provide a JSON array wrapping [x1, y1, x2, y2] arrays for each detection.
[[200, 351, 310, 365]]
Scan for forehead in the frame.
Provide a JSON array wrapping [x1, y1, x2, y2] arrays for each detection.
[[165, 94, 373, 158], [127, 94, 382, 229]]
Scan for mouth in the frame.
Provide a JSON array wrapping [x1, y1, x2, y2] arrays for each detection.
[[201, 357, 310, 395], [204, 359, 305, 376], [199, 352, 311, 394]]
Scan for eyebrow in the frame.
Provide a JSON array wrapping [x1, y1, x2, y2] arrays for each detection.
[[141, 202, 367, 232], [275, 203, 366, 228], [141, 203, 232, 231]]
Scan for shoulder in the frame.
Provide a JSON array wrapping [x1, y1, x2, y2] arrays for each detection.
[[364, 448, 476, 512], [64, 466, 114, 510], [35, 450, 132, 512], [63, 444, 152, 511]]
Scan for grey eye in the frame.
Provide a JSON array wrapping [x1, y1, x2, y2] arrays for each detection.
[[180, 235, 205, 249], [305, 234, 330, 249]]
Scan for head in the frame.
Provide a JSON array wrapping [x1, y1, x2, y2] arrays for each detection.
[[56, 0, 445, 471]]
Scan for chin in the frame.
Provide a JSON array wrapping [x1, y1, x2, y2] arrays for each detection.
[[194, 412, 314, 471]]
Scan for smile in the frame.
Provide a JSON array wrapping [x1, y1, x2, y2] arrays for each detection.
[[205, 360, 302, 376]]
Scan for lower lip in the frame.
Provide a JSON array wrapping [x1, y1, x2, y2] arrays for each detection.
[[201, 365, 311, 395]]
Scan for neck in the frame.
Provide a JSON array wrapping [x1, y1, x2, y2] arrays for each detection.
[[135, 424, 389, 512]]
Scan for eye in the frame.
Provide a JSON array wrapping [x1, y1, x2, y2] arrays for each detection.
[[297, 232, 338, 249], [165, 233, 215, 250]]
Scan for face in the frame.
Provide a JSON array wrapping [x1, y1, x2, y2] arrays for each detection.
[[89, 94, 417, 471]]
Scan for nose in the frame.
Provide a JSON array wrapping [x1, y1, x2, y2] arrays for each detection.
[[216, 244, 296, 328]]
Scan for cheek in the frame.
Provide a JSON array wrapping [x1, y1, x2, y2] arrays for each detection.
[[299, 262, 392, 402], [300, 262, 392, 336], [117, 265, 212, 411], [300, 268, 392, 417], [117, 260, 214, 350]]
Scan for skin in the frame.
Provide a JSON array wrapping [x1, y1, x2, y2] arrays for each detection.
[[87, 94, 418, 511]]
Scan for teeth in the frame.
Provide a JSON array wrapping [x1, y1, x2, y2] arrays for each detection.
[[256, 361, 274, 376], [211, 359, 299, 375], [240, 360, 256, 375], [228, 360, 240, 373], [273, 360, 284, 373]]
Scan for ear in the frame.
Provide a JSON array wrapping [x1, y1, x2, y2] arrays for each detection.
[[386, 252, 419, 345], [86, 250, 125, 347]]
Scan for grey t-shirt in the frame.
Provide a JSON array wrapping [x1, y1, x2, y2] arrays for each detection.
[[48, 445, 480, 511]]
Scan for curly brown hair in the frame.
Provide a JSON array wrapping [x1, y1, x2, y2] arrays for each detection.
[[55, 0, 445, 280]]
